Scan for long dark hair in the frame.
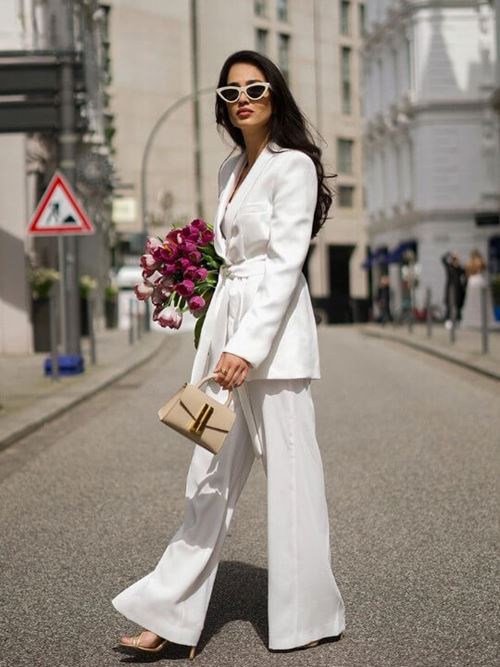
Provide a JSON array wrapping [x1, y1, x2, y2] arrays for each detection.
[[215, 50, 333, 239]]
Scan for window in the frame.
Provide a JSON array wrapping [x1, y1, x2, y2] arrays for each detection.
[[255, 28, 268, 54], [277, 0, 288, 22], [340, 1, 350, 35], [359, 2, 366, 37], [341, 46, 352, 114], [337, 138, 354, 174], [338, 185, 355, 208], [254, 0, 267, 17], [278, 33, 290, 83]]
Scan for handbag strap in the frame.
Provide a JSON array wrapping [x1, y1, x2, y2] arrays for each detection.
[[196, 373, 233, 406]]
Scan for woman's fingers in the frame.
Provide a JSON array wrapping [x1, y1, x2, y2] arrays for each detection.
[[214, 353, 249, 389]]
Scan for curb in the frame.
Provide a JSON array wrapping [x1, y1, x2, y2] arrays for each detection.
[[0, 333, 168, 453], [362, 328, 500, 382]]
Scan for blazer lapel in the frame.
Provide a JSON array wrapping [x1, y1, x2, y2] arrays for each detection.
[[228, 144, 275, 220], [214, 152, 246, 258]]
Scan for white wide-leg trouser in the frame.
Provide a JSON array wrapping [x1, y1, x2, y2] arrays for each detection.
[[112, 379, 345, 650]]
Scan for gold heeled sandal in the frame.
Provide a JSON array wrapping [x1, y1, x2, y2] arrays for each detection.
[[119, 631, 197, 659]]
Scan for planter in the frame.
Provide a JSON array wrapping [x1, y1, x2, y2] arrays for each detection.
[[80, 296, 89, 336], [32, 297, 51, 352], [105, 299, 118, 329]]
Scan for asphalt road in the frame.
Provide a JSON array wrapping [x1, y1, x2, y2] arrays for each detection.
[[0, 326, 498, 667]]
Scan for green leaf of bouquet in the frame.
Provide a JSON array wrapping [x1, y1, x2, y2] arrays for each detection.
[[194, 314, 206, 350]]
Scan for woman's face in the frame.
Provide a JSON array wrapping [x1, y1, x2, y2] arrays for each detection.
[[224, 62, 272, 134]]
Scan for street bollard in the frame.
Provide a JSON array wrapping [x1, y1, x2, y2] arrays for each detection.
[[129, 298, 135, 345], [425, 287, 432, 338], [49, 292, 59, 381], [408, 286, 415, 334], [480, 285, 489, 355], [136, 300, 142, 340], [449, 285, 456, 344], [87, 295, 97, 365]]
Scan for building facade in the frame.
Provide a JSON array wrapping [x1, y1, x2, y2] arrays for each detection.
[[362, 0, 499, 316], [110, 0, 368, 322], [0, 0, 114, 354]]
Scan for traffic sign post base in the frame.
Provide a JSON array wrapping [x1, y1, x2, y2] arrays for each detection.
[[44, 354, 85, 376]]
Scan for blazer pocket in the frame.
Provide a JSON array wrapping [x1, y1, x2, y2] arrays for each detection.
[[238, 202, 270, 214]]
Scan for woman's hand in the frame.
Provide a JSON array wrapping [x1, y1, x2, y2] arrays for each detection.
[[214, 352, 251, 390]]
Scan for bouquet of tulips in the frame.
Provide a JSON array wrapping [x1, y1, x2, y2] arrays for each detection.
[[134, 219, 223, 348]]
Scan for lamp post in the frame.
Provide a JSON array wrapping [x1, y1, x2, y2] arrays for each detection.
[[139, 87, 214, 329]]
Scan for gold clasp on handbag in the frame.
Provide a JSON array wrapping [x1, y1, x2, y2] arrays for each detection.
[[189, 403, 214, 435]]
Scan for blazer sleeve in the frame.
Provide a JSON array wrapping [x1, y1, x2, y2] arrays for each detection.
[[222, 150, 317, 368]]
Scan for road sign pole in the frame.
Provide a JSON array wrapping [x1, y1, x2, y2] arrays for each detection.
[[59, 52, 81, 358]]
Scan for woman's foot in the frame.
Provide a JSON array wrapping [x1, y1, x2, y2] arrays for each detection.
[[119, 630, 166, 651]]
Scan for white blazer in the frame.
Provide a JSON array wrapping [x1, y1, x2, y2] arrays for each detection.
[[190, 141, 321, 385]]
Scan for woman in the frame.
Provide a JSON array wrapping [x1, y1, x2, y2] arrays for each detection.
[[461, 249, 499, 329], [113, 50, 345, 657]]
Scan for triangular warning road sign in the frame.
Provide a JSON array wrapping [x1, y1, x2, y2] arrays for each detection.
[[28, 171, 95, 236]]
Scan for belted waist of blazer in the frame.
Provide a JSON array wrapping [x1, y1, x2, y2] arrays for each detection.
[[219, 257, 267, 280]]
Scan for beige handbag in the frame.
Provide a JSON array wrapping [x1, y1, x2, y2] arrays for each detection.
[[157, 373, 236, 455]]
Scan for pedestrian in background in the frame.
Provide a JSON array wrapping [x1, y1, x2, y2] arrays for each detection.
[[113, 50, 345, 658], [441, 251, 467, 329], [461, 249, 498, 329], [375, 274, 392, 325]]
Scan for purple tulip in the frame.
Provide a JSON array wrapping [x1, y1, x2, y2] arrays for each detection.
[[191, 219, 207, 232], [176, 257, 191, 272], [162, 262, 177, 276], [183, 264, 199, 280], [189, 295, 206, 312], [134, 281, 154, 301], [156, 306, 183, 329], [200, 229, 214, 244], [166, 229, 183, 245], [182, 240, 197, 254], [175, 279, 195, 297], [161, 240, 179, 260], [187, 249, 202, 264], [180, 225, 199, 240], [195, 267, 208, 281]]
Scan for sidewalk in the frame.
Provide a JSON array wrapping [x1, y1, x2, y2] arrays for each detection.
[[0, 326, 169, 452], [361, 321, 500, 381]]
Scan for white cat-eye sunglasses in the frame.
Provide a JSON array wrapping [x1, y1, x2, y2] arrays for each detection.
[[216, 82, 272, 104]]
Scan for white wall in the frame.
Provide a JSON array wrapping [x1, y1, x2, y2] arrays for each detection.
[[0, 135, 32, 355]]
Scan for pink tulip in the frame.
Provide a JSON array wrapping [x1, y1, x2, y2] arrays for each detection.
[[134, 281, 154, 301], [151, 282, 172, 306], [175, 279, 195, 297], [145, 236, 163, 254], [140, 253, 160, 271], [189, 295, 206, 312], [157, 306, 183, 329], [141, 266, 156, 279], [160, 276, 175, 290]]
